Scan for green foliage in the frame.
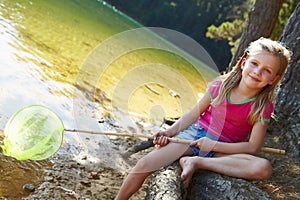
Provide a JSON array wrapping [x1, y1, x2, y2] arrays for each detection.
[[205, 0, 252, 55], [271, 0, 299, 39], [206, 20, 244, 40], [206, 0, 298, 56], [206, 19, 244, 54]]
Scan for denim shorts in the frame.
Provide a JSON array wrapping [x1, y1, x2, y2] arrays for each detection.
[[175, 123, 220, 157]]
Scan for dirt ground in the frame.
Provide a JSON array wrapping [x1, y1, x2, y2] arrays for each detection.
[[252, 133, 300, 200], [1, 129, 299, 200]]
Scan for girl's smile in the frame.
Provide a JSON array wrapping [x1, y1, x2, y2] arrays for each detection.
[[248, 74, 261, 82]]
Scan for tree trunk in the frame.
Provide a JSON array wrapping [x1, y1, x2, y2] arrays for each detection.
[[270, 2, 300, 157], [229, 0, 283, 69]]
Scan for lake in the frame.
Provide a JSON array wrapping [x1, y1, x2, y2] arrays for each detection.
[[0, 0, 218, 198]]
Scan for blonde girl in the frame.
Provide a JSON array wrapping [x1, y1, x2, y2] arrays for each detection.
[[115, 38, 291, 200]]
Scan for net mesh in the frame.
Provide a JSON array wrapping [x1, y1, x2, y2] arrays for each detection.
[[1, 105, 64, 160]]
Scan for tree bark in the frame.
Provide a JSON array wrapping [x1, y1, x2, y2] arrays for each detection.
[[145, 162, 272, 200], [270, 2, 300, 157], [229, 0, 284, 69]]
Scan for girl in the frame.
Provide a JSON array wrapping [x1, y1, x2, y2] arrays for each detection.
[[115, 38, 291, 200]]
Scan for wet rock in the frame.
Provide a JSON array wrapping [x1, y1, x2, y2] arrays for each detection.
[[146, 161, 272, 200], [23, 184, 35, 192]]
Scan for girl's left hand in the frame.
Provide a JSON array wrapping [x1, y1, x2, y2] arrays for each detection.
[[190, 137, 217, 152]]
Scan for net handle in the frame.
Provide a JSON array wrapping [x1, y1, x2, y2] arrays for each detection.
[[64, 129, 285, 155]]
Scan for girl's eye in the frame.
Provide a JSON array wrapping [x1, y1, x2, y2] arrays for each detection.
[[250, 61, 258, 66], [265, 69, 272, 74]]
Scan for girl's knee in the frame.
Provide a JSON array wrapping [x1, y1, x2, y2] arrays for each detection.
[[133, 157, 156, 174], [252, 158, 272, 180], [134, 157, 148, 172]]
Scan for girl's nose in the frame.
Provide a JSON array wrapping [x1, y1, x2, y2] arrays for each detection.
[[253, 66, 263, 75]]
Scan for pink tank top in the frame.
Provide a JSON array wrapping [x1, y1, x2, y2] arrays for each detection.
[[196, 80, 274, 142]]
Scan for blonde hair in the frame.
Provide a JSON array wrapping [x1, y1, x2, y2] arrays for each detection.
[[212, 38, 291, 124]]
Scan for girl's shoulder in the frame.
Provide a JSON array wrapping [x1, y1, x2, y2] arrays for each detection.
[[265, 100, 275, 114], [208, 78, 222, 89], [207, 79, 223, 99]]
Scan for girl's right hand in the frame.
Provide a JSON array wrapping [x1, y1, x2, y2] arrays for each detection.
[[153, 131, 171, 147]]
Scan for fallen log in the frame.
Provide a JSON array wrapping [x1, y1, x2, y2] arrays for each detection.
[[145, 162, 184, 200], [187, 170, 272, 200], [145, 161, 272, 200]]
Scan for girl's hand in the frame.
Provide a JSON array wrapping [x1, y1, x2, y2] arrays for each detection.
[[190, 137, 217, 152], [153, 131, 171, 147]]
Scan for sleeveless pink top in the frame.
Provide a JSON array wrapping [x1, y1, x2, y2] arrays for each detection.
[[196, 80, 274, 142]]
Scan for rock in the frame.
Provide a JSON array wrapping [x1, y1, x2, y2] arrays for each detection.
[[44, 176, 54, 182], [123, 139, 154, 158], [146, 161, 272, 200], [80, 180, 92, 187], [23, 184, 36, 192], [90, 171, 99, 179]]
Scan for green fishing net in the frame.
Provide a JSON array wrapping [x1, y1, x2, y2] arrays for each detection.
[[1, 105, 64, 160]]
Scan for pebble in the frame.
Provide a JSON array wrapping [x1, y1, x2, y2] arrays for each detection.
[[89, 172, 99, 179], [45, 176, 54, 182], [23, 184, 36, 192], [80, 180, 92, 187]]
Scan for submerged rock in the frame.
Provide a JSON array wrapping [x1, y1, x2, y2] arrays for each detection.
[[146, 161, 271, 200]]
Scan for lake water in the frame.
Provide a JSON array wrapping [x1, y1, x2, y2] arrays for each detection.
[[0, 0, 218, 198]]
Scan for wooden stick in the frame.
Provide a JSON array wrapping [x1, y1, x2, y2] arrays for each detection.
[[64, 129, 285, 155], [64, 129, 154, 139], [260, 147, 285, 155]]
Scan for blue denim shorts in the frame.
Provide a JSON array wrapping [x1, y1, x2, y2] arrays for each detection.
[[175, 123, 220, 157]]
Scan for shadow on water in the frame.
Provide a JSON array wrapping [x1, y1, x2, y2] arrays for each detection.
[[0, 0, 218, 199]]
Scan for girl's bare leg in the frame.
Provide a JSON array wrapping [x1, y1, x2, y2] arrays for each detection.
[[179, 154, 272, 188], [115, 143, 193, 200]]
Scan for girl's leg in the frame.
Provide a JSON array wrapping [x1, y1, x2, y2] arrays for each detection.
[[179, 154, 272, 188], [115, 143, 193, 200]]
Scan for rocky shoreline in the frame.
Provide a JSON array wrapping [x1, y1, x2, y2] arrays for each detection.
[[1, 121, 299, 199]]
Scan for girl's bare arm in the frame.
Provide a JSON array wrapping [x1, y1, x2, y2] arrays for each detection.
[[165, 93, 211, 137]]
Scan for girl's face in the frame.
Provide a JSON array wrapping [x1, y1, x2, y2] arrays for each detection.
[[241, 52, 281, 90]]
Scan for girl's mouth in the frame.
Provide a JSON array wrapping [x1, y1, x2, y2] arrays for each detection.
[[249, 75, 260, 82]]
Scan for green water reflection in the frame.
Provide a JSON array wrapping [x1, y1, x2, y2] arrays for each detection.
[[1, 0, 141, 84]]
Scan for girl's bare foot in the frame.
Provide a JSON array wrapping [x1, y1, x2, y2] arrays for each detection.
[[179, 156, 199, 188]]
